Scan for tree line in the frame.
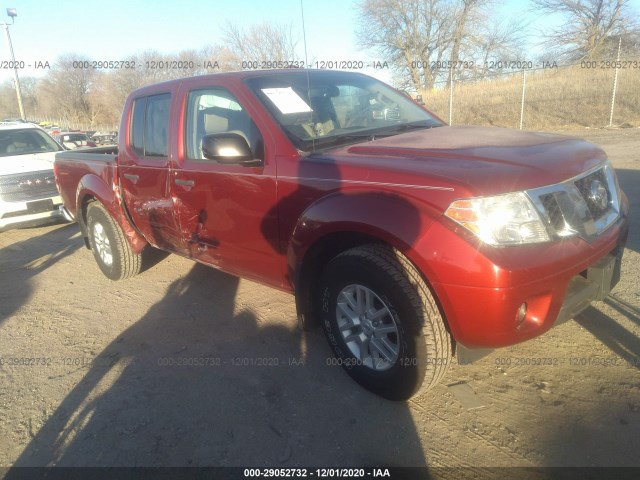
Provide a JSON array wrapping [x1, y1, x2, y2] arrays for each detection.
[[0, 0, 638, 128]]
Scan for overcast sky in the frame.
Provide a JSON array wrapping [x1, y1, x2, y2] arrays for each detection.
[[0, 0, 550, 84]]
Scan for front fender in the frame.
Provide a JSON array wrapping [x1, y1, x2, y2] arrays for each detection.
[[288, 189, 436, 275], [76, 173, 147, 254]]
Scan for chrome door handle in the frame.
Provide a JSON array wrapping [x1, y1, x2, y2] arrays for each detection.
[[123, 173, 139, 183], [175, 179, 195, 187]]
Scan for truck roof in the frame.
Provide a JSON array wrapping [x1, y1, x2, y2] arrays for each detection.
[[128, 69, 370, 95]]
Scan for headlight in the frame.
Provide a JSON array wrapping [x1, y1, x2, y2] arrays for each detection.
[[445, 192, 550, 246]]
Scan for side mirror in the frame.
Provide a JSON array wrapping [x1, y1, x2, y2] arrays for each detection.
[[201, 132, 254, 164]]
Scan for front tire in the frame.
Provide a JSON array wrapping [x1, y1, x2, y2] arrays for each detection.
[[86, 202, 141, 280], [319, 244, 451, 400]]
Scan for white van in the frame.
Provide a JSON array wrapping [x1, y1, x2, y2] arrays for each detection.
[[0, 123, 69, 230]]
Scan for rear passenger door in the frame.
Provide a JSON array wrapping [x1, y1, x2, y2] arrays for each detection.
[[119, 93, 184, 252]]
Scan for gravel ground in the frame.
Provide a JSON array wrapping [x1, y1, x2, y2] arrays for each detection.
[[0, 128, 638, 476]]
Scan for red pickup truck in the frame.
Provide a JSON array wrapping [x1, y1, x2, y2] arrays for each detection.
[[54, 69, 629, 400]]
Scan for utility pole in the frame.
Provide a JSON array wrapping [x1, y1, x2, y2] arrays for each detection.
[[2, 8, 25, 120]]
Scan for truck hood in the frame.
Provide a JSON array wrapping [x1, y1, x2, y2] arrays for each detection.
[[0, 151, 57, 176], [327, 126, 607, 196]]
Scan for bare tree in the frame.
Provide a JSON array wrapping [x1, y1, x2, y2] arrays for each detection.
[[448, 0, 482, 83], [451, 3, 529, 81], [19, 77, 40, 117], [532, 0, 640, 60], [357, 0, 457, 93], [0, 77, 39, 119], [37, 54, 99, 127], [200, 44, 240, 72], [356, 0, 523, 93], [87, 49, 212, 127], [470, 18, 530, 78], [221, 22, 299, 66], [0, 81, 17, 117]]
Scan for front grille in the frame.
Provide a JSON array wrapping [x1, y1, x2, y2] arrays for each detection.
[[0, 170, 58, 202], [574, 168, 610, 220], [528, 163, 620, 242], [540, 193, 565, 231]]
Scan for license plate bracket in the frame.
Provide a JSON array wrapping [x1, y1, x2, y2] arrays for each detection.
[[587, 250, 623, 301], [26, 199, 54, 214]]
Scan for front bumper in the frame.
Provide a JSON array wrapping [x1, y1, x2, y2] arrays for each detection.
[[0, 195, 65, 230], [411, 196, 629, 351], [454, 246, 625, 363]]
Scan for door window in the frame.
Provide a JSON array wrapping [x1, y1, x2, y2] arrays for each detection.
[[185, 88, 264, 161]]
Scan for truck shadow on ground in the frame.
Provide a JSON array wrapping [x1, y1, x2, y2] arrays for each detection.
[[532, 375, 640, 469], [6, 263, 430, 469], [576, 303, 640, 368], [0, 223, 81, 327]]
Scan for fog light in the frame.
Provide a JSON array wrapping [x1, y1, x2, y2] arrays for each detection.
[[516, 303, 527, 326]]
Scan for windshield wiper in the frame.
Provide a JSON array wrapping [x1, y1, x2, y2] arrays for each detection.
[[308, 121, 441, 151], [379, 121, 442, 135]]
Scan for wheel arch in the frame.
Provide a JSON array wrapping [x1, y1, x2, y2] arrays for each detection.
[[76, 173, 147, 254], [292, 226, 452, 343], [287, 186, 447, 326], [293, 229, 383, 328]]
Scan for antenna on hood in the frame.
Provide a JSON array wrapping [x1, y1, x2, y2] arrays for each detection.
[[300, 0, 314, 151]]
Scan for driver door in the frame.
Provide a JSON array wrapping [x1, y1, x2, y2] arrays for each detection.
[[171, 81, 280, 287]]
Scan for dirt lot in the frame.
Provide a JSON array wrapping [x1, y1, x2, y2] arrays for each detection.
[[0, 128, 639, 475]]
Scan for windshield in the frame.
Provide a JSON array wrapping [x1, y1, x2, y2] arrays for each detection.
[[0, 128, 63, 157], [245, 70, 443, 151]]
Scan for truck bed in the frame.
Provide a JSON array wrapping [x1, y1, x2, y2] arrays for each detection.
[[54, 147, 119, 218], [57, 145, 118, 158]]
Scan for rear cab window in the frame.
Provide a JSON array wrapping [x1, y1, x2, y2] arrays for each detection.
[[130, 93, 171, 160]]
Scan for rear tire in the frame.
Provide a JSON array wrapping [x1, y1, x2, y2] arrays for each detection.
[[319, 244, 451, 400], [86, 202, 141, 280]]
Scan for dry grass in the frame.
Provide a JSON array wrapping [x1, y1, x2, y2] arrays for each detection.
[[423, 64, 640, 130]]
